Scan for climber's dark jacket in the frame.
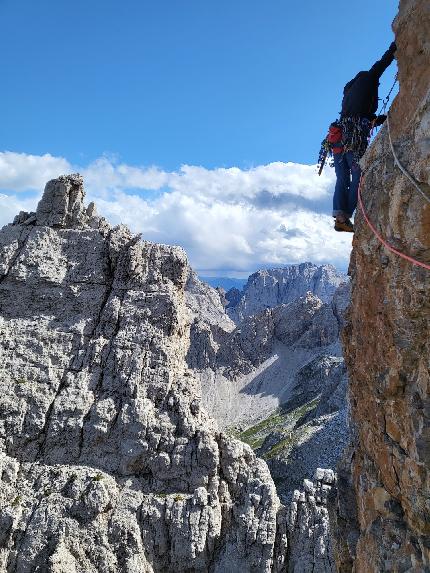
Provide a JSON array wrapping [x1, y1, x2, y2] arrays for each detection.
[[341, 42, 396, 120]]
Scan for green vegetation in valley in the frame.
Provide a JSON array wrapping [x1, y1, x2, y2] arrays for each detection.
[[234, 397, 320, 459], [11, 495, 22, 507]]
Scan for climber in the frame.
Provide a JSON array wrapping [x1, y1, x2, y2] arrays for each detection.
[[321, 42, 397, 232]]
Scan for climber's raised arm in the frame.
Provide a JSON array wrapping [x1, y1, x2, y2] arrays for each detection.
[[369, 42, 397, 79]]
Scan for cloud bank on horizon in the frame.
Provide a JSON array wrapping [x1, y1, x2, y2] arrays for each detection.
[[0, 151, 352, 275]]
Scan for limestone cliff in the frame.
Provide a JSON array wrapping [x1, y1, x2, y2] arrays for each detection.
[[0, 175, 288, 572], [0, 174, 342, 573], [336, 1, 430, 571]]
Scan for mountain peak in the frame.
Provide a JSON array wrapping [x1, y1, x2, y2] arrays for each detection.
[[30, 173, 104, 231], [227, 263, 347, 323]]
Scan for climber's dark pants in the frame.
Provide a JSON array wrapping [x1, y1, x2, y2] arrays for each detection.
[[332, 151, 361, 219]]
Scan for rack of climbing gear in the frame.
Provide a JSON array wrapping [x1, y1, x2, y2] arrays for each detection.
[[317, 133, 332, 175], [317, 121, 343, 175], [317, 116, 372, 175], [318, 73, 400, 175], [340, 116, 372, 161]]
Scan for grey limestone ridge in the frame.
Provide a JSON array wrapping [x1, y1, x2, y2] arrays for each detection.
[[226, 264, 346, 324], [0, 174, 336, 572]]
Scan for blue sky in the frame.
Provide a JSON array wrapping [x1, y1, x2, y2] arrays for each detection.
[[0, 0, 399, 276]]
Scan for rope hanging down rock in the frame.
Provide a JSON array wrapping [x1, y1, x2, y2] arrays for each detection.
[[357, 68, 430, 271], [386, 113, 430, 205], [357, 175, 430, 271]]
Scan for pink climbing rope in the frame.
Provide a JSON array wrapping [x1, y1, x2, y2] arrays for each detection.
[[357, 175, 430, 271]]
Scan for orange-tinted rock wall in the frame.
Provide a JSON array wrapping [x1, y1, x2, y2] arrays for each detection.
[[338, 1, 430, 571]]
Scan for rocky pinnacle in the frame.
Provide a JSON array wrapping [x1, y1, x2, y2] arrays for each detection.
[[0, 175, 289, 572]]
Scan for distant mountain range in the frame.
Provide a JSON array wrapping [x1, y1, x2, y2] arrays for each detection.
[[224, 262, 347, 323], [188, 262, 350, 497]]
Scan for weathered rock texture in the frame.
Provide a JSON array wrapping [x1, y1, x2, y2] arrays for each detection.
[[287, 469, 337, 573], [336, 1, 430, 571], [0, 175, 290, 572], [227, 264, 346, 324]]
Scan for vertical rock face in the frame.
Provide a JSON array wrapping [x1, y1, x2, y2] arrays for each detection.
[[0, 175, 288, 572], [288, 469, 337, 573], [185, 269, 235, 333], [338, 1, 430, 571]]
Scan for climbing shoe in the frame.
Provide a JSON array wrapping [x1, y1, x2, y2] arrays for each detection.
[[334, 219, 354, 233]]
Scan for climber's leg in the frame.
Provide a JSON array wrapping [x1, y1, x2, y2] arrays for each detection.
[[345, 151, 361, 217], [332, 153, 351, 222]]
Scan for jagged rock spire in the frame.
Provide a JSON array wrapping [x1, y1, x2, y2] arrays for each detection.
[[36, 173, 86, 227]]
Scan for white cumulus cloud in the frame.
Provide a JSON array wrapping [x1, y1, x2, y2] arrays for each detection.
[[79, 157, 334, 203], [0, 151, 351, 274], [0, 151, 71, 192]]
